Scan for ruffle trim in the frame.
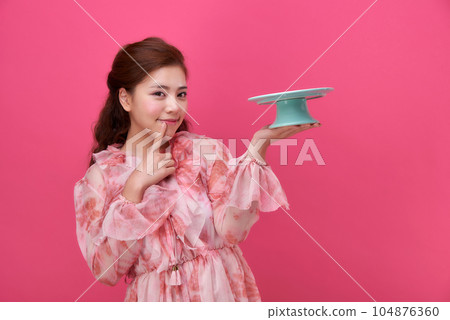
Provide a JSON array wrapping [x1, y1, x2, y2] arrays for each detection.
[[102, 184, 178, 241], [225, 152, 290, 212], [92, 144, 126, 167]]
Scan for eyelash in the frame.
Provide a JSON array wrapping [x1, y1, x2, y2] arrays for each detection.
[[153, 91, 187, 98]]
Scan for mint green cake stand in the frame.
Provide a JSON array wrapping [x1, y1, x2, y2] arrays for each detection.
[[248, 87, 334, 128]]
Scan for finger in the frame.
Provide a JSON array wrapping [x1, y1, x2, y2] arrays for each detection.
[[296, 122, 321, 128], [142, 131, 160, 152], [158, 129, 173, 153], [156, 151, 173, 170], [279, 125, 306, 136], [164, 159, 175, 168], [158, 159, 176, 171], [163, 166, 176, 178], [152, 121, 168, 152], [276, 123, 313, 137], [271, 125, 295, 133], [160, 158, 175, 166], [162, 151, 172, 159], [282, 123, 317, 136], [295, 123, 321, 133], [295, 124, 312, 131]]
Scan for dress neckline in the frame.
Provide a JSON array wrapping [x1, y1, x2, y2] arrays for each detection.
[[93, 130, 192, 167], [109, 130, 188, 155]]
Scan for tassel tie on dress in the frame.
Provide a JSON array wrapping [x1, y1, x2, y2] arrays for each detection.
[[167, 215, 182, 286], [168, 264, 182, 286]]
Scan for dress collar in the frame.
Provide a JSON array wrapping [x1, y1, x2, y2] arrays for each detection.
[[92, 130, 190, 167]]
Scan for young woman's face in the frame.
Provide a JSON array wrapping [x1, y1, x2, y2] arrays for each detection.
[[120, 65, 188, 141]]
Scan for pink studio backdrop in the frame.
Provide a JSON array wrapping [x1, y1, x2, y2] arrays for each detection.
[[1, 0, 449, 302]]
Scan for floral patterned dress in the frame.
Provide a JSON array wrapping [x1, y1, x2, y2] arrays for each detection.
[[74, 130, 289, 301]]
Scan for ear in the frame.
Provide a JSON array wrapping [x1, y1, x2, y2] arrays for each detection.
[[118, 88, 132, 112]]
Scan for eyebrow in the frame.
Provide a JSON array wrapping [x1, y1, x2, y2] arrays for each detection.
[[150, 84, 187, 90]]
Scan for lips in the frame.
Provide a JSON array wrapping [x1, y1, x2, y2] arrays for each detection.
[[158, 118, 179, 125]]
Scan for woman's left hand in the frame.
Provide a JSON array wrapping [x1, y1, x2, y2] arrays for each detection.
[[248, 122, 322, 162]]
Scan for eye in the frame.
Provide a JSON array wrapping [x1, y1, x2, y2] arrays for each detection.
[[152, 91, 165, 97], [178, 92, 187, 98]]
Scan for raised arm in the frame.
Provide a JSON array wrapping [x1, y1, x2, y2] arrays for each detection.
[[205, 139, 290, 245]]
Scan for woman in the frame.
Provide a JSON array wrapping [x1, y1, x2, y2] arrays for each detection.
[[74, 36, 321, 301]]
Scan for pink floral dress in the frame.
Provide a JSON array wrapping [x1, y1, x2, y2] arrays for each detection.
[[74, 130, 289, 301]]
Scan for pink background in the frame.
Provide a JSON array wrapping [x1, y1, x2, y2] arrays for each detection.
[[1, 0, 449, 302]]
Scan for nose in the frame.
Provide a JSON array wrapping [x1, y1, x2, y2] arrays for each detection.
[[166, 93, 183, 113]]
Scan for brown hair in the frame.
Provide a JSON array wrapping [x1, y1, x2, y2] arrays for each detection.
[[87, 37, 190, 167]]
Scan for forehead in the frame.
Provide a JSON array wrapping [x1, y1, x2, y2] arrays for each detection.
[[141, 65, 186, 88]]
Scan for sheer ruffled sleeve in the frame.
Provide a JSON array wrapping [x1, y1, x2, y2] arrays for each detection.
[[74, 163, 177, 286], [205, 139, 290, 245]]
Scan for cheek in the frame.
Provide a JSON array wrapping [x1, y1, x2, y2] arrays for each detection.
[[180, 103, 188, 117], [143, 102, 164, 118]]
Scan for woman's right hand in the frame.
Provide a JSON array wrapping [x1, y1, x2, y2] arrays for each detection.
[[122, 122, 176, 203]]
